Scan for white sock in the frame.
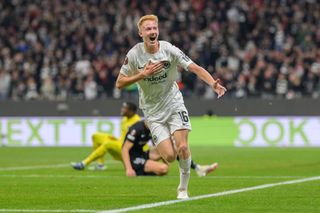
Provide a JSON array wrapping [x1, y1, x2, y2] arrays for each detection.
[[178, 156, 191, 191]]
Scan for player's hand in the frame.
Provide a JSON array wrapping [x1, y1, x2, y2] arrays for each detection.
[[126, 169, 136, 177], [141, 60, 164, 77], [212, 79, 227, 98]]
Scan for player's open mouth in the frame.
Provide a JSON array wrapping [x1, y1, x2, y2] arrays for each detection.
[[150, 36, 156, 41]]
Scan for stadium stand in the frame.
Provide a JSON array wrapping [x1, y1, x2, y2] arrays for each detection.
[[0, 0, 319, 100]]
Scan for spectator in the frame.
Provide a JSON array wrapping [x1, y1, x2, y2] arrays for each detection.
[[0, 68, 11, 100], [40, 76, 56, 100]]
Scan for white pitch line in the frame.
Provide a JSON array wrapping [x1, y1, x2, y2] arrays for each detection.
[[0, 164, 69, 171], [98, 176, 320, 213], [0, 161, 121, 171]]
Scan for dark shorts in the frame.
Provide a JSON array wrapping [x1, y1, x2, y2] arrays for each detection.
[[130, 151, 155, 176]]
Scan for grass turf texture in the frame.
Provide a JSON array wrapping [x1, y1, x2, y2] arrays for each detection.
[[0, 147, 319, 212]]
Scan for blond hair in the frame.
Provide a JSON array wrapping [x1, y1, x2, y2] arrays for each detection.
[[137, 15, 158, 31]]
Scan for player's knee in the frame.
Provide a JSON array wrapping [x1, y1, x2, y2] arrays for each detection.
[[159, 148, 176, 162], [158, 164, 169, 176], [178, 144, 189, 154], [168, 155, 176, 162], [165, 153, 176, 162]]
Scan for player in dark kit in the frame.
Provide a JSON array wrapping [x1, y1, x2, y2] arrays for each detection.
[[122, 120, 218, 176]]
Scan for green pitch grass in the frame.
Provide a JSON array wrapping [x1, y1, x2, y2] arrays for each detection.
[[0, 146, 319, 213]]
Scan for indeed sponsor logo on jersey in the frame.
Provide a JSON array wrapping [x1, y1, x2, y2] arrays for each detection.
[[143, 72, 168, 82]]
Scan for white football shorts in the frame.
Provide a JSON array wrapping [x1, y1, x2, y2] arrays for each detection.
[[144, 104, 192, 147]]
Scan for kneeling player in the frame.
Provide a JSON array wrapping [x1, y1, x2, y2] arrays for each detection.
[[122, 120, 218, 176]]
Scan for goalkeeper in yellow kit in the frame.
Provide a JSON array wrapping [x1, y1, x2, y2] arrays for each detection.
[[71, 102, 141, 170]]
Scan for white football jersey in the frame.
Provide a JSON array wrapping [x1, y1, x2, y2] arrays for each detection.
[[120, 41, 193, 116]]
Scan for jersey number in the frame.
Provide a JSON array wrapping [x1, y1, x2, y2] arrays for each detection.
[[178, 111, 189, 122]]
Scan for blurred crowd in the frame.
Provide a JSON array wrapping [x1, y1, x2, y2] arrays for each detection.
[[0, 0, 319, 101]]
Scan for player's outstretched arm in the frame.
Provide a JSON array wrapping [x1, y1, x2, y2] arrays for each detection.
[[116, 61, 164, 89], [116, 73, 142, 89], [122, 141, 136, 177], [188, 63, 227, 98]]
